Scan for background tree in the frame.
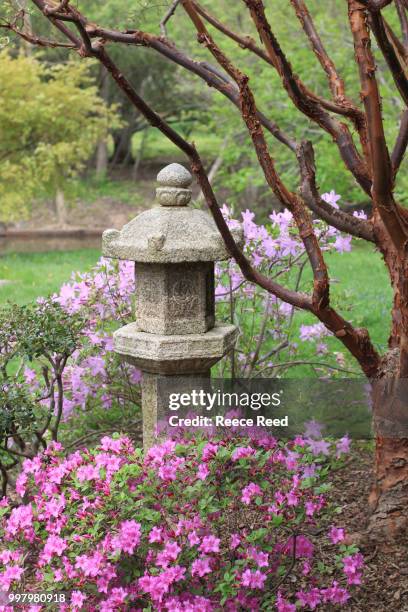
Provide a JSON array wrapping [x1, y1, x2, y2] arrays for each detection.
[[1, 0, 408, 542], [0, 50, 119, 224]]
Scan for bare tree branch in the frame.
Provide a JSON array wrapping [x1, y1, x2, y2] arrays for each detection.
[[396, 0, 408, 49], [0, 20, 75, 47], [192, 1, 361, 121], [392, 109, 408, 175], [289, 0, 370, 161], [43, 0, 69, 16], [298, 141, 375, 242], [31, 0, 80, 46], [160, 0, 182, 37], [348, 0, 408, 251], [369, 10, 408, 105], [192, 0, 372, 194], [85, 25, 297, 151], [359, 0, 394, 9], [182, 0, 330, 310], [85, 22, 372, 239]]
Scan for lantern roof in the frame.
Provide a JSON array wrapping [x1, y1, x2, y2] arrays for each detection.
[[102, 163, 242, 263]]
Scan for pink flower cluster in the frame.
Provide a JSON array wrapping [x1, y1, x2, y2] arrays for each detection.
[[0, 435, 362, 610]]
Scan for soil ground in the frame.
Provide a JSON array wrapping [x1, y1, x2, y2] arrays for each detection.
[[330, 446, 408, 611]]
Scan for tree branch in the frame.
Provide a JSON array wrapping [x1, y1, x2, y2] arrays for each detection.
[[298, 141, 375, 242], [86, 25, 297, 151], [395, 0, 408, 49], [241, 0, 372, 196], [44, 0, 70, 15], [348, 0, 408, 251], [0, 21, 75, 48], [184, 0, 381, 376], [160, 0, 182, 37], [369, 10, 408, 105], [290, 0, 370, 162], [359, 0, 394, 9], [392, 109, 408, 175], [31, 0, 80, 46], [191, 2, 361, 121], [182, 0, 330, 311]]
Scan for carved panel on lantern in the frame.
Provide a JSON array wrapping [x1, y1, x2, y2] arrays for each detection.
[[135, 262, 213, 335], [168, 273, 199, 318]]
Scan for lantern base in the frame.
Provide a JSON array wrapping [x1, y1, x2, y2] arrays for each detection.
[[113, 322, 239, 375]]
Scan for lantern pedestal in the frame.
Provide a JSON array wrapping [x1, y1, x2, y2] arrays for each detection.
[[102, 163, 242, 451]]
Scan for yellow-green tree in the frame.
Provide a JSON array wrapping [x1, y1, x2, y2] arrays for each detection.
[[0, 51, 119, 223]]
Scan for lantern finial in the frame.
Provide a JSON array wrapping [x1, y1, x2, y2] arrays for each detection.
[[156, 163, 193, 207]]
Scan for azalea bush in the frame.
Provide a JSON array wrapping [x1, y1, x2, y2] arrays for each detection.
[[215, 193, 362, 377], [0, 435, 362, 611], [0, 300, 85, 495]]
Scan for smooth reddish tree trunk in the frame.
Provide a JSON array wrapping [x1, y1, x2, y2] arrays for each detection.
[[368, 248, 408, 539], [369, 435, 408, 538]]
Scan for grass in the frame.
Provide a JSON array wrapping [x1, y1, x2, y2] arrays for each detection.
[[296, 241, 391, 353], [65, 176, 145, 207], [282, 240, 392, 375], [0, 249, 100, 305]]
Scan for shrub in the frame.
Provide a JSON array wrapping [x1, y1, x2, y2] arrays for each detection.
[[0, 435, 362, 610], [0, 300, 84, 495]]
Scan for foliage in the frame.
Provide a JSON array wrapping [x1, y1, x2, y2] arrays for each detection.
[[2, 1, 406, 210], [0, 435, 363, 610], [2, 1, 405, 211], [0, 300, 84, 493], [215, 197, 361, 377], [0, 51, 120, 222], [165, 0, 406, 210]]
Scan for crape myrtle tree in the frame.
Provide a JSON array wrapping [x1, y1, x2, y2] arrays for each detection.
[[1, 0, 408, 540]]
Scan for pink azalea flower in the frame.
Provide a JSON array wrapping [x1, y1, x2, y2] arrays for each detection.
[[191, 556, 212, 577], [197, 463, 209, 480], [241, 482, 262, 505], [241, 569, 267, 589], [71, 591, 87, 609], [328, 526, 345, 544], [200, 535, 220, 554], [149, 526, 164, 544], [0, 565, 24, 590], [188, 530, 200, 547], [296, 588, 321, 610], [276, 592, 296, 612], [231, 446, 256, 461], [230, 533, 241, 550]]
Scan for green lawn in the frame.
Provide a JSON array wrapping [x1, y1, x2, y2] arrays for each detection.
[[0, 250, 100, 304], [282, 241, 392, 375], [296, 241, 391, 353]]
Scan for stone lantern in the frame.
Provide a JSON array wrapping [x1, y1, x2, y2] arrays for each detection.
[[102, 163, 242, 449]]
